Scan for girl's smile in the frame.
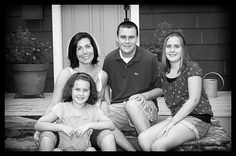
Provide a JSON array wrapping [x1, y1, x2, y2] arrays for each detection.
[[72, 79, 90, 106], [165, 36, 182, 63]]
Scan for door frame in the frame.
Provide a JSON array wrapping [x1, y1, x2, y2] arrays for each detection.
[[51, 5, 139, 84]]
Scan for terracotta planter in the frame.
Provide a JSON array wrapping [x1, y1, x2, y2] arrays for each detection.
[[10, 63, 49, 98]]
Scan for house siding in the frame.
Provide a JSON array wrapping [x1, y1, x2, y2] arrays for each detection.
[[4, 5, 53, 93], [139, 5, 231, 90]]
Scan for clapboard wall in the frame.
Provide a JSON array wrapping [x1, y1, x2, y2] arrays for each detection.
[[4, 5, 53, 93], [139, 5, 231, 90]]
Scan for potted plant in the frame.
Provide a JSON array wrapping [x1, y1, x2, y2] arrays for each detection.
[[5, 26, 52, 98], [141, 21, 183, 61]]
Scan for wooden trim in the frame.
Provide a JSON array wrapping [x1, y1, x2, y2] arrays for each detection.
[[52, 5, 63, 84], [130, 5, 140, 46]]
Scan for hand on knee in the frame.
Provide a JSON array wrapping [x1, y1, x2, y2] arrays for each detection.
[[125, 100, 140, 114]]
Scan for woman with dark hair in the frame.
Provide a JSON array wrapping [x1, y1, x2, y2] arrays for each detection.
[[138, 31, 213, 151], [33, 32, 118, 151], [34, 72, 115, 151]]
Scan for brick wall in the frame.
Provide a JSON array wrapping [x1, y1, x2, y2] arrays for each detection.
[[139, 5, 231, 90]]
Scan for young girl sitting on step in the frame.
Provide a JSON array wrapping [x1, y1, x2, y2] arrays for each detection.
[[34, 72, 115, 151]]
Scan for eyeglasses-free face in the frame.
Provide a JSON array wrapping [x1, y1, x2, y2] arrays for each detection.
[[76, 38, 94, 65], [117, 27, 138, 58], [72, 79, 90, 106], [165, 36, 183, 63]]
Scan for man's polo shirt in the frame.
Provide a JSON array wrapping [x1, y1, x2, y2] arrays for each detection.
[[103, 46, 160, 104]]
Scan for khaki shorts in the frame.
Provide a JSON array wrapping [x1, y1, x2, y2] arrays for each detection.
[[108, 100, 158, 131], [166, 116, 211, 139]]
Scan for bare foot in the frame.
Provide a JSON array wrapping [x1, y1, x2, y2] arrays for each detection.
[[53, 148, 62, 151], [85, 147, 96, 151]]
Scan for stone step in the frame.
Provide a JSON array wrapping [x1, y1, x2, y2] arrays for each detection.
[[5, 136, 38, 151], [5, 116, 231, 151], [5, 116, 38, 151], [5, 116, 140, 151]]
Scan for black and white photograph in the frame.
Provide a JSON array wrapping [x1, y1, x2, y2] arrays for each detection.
[[4, 4, 232, 151]]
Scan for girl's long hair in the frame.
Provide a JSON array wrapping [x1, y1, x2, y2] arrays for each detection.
[[160, 31, 188, 74], [62, 72, 98, 105]]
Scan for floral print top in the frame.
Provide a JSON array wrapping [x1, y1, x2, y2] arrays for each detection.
[[159, 60, 214, 117]]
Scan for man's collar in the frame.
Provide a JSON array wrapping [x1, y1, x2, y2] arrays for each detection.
[[115, 46, 141, 63]]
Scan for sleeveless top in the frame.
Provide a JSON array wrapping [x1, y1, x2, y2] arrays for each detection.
[[66, 67, 103, 96]]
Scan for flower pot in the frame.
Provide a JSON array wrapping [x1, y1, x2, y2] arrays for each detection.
[[10, 63, 49, 98]]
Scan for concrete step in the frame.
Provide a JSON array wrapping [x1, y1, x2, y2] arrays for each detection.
[[5, 116, 231, 151], [5, 136, 38, 151], [5, 116, 38, 151], [5, 116, 140, 151]]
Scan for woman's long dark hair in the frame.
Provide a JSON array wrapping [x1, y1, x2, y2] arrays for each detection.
[[62, 72, 98, 105], [68, 32, 99, 68], [160, 31, 188, 74]]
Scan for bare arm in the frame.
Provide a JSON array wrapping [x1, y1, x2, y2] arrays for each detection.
[[99, 70, 108, 101], [99, 70, 111, 115], [141, 88, 163, 100], [129, 88, 163, 103], [104, 85, 111, 105], [168, 76, 202, 125], [156, 76, 202, 138], [34, 111, 62, 132], [89, 111, 115, 131], [35, 110, 76, 137], [74, 106, 115, 137]]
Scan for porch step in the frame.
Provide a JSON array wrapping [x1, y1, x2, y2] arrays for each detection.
[[5, 116, 38, 151], [4, 116, 140, 151], [5, 116, 231, 151], [5, 136, 37, 151]]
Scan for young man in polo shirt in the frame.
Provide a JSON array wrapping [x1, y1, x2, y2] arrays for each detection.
[[102, 21, 163, 135]]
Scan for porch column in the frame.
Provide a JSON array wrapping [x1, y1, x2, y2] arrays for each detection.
[[130, 5, 139, 46], [52, 5, 63, 84]]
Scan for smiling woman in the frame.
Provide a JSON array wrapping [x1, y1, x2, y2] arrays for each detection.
[[33, 32, 119, 151], [76, 38, 95, 65], [138, 31, 215, 151]]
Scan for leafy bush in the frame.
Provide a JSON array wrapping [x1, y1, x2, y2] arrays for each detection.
[[141, 22, 183, 61], [5, 26, 52, 64]]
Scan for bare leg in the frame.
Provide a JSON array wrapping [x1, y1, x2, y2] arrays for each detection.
[[151, 123, 196, 151], [138, 119, 169, 151], [125, 100, 150, 134], [112, 127, 136, 151], [99, 134, 117, 151], [39, 137, 56, 151], [85, 147, 96, 151]]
